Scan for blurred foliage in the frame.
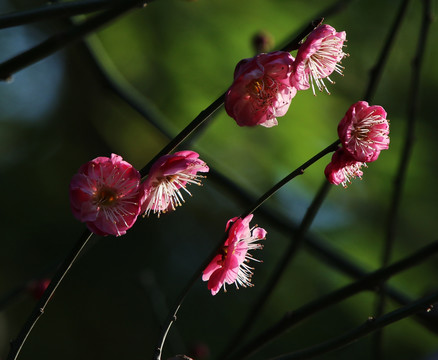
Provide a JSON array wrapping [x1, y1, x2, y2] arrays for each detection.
[[0, 0, 438, 359]]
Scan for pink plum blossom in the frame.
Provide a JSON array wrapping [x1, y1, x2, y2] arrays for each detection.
[[225, 51, 297, 127], [141, 151, 209, 217], [338, 101, 389, 162], [324, 148, 367, 188], [291, 24, 347, 95], [202, 214, 266, 296], [69, 154, 144, 236]]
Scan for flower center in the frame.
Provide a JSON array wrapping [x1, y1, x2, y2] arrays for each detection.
[[250, 79, 264, 96], [351, 126, 368, 141], [94, 187, 118, 207], [247, 77, 277, 102], [217, 245, 229, 266], [351, 112, 388, 146]]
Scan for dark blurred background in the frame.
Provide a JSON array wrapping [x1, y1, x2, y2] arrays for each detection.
[[1, 0, 437, 359]]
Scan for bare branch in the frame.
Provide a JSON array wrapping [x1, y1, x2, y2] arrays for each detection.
[[0, 0, 116, 29]]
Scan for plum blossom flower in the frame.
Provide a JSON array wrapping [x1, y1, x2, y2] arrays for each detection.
[[202, 214, 266, 296], [291, 24, 347, 95], [324, 148, 367, 188], [142, 151, 209, 217], [69, 154, 143, 236], [338, 101, 389, 162], [225, 51, 296, 127]]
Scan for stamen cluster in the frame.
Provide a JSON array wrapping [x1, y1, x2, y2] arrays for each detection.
[[141, 151, 209, 217], [291, 24, 347, 95]]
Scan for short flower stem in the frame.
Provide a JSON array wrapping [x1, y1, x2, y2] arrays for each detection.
[[269, 289, 438, 360], [224, 239, 438, 360], [242, 139, 340, 217], [6, 230, 94, 360]]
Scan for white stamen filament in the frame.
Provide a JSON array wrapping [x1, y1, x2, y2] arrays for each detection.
[[306, 37, 347, 95], [144, 170, 206, 217]]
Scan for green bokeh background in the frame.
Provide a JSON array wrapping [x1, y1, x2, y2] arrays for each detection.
[[1, 0, 437, 359]]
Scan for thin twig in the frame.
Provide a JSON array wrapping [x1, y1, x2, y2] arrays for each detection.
[[373, 0, 433, 357], [270, 289, 438, 360], [242, 141, 339, 218], [0, 0, 116, 29], [138, 92, 226, 178], [152, 231, 229, 360], [279, 0, 352, 52], [381, 0, 432, 292], [224, 240, 438, 360], [0, 0, 150, 81], [7, 230, 94, 360], [363, 0, 412, 103]]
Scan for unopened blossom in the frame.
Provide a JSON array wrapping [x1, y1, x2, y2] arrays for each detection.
[[338, 101, 389, 162], [202, 214, 266, 296], [324, 148, 367, 188], [69, 154, 143, 236], [141, 151, 209, 217], [291, 24, 347, 95], [225, 51, 296, 127]]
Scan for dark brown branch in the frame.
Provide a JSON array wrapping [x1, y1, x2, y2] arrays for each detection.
[[279, 0, 352, 52], [373, 0, 433, 357], [224, 240, 438, 360], [382, 0, 432, 282], [270, 289, 438, 360], [363, 0, 411, 103], [0, 0, 116, 29], [0, 0, 150, 81]]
